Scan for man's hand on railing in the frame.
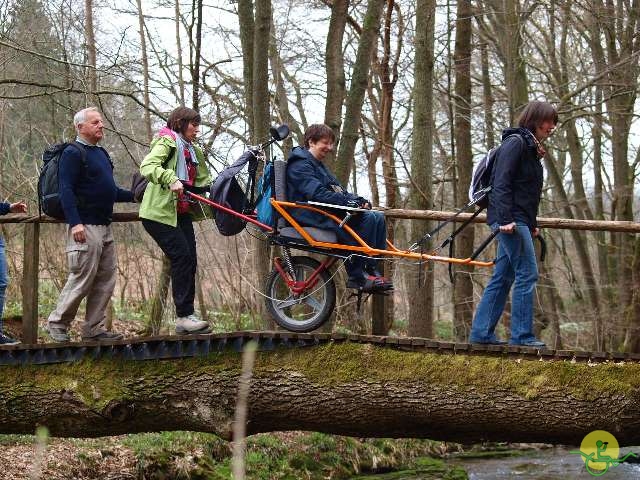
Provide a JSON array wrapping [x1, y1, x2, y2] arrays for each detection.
[[9, 202, 27, 214]]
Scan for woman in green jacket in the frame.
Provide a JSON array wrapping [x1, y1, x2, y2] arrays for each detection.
[[139, 107, 212, 334]]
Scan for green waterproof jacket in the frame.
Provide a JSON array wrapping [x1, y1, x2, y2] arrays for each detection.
[[139, 135, 212, 227]]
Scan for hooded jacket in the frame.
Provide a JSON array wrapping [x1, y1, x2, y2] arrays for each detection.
[[139, 132, 212, 227], [487, 127, 543, 229], [286, 146, 362, 230]]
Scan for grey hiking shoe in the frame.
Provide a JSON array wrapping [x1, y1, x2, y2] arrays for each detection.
[[176, 315, 210, 334], [45, 325, 70, 342]]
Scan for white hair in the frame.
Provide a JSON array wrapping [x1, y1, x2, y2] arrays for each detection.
[[73, 107, 99, 129]]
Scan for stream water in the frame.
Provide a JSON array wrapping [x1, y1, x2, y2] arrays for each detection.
[[453, 446, 640, 479], [361, 446, 640, 479]]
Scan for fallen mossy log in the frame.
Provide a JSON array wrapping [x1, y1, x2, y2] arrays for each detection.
[[0, 342, 639, 445]]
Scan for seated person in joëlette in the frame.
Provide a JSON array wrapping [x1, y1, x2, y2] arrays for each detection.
[[285, 123, 393, 293]]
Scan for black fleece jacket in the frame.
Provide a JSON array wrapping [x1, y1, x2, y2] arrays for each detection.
[[486, 127, 543, 230]]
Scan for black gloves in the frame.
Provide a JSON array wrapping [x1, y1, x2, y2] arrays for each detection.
[[345, 196, 371, 209]]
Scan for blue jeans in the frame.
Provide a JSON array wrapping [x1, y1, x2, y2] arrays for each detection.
[[332, 211, 386, 278], [469, 223, 539, 344], [0, 237, 7, 332]]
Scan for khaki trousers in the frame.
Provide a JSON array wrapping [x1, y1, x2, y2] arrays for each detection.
[[47, 224, 116, 338]]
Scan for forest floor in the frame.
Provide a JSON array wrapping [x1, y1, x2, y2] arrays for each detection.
[[0, 430, 474, 480]]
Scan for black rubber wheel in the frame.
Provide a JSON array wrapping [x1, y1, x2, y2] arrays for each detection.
[[264, 256, 336, 332]]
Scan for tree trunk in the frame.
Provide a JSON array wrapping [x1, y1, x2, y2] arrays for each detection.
[[592, 89, 612, 303], [323, 0, 349, 172], [479, 0, 529, 120], [452, 0, 474, 342], [83, 0, 97, 97], [478, 40, 495, 148], [196, 268, 208, 323], [146, 256, 171, 335], [175, 0, 185, 106], [502, 0, 528, 119], [370, 0, 401, 335], [538, 154, 604, 348], [251, 0, 272, 323], [135, 0, 152, 141], [407, 0, 435, 338], [589, 0, 639, 350], [237, 0, 255, 133], [2, 342, 640, 446], [268, 16, 294, 154], [333, 0, 385, 185], [585, 5, 612, 306], [190, 0, 203, 110]]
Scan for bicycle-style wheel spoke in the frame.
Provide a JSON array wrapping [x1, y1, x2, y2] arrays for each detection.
[[276, 296, 302, 310], [302, 295, 322, 312]]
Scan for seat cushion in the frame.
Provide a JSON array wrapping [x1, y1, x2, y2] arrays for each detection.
[[279, 226, 337, 243]]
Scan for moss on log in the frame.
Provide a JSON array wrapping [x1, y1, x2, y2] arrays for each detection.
[[0, 342, 638, 445]]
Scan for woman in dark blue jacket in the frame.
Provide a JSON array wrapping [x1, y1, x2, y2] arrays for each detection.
[[0, 200, 27, 344], [469, 101, 558, 347], [286, 124, 392, 293]]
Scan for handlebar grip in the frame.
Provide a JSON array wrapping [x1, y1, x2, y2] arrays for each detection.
[[182, 183, 210, 194]]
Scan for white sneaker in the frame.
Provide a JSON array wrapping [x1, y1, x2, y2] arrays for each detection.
[[176, 315, 210, 334]]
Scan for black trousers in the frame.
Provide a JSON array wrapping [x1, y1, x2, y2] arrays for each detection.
[[142, 215, 197, 317]]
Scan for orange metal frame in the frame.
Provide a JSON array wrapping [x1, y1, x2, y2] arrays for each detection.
[[271, 200, 494, 268]]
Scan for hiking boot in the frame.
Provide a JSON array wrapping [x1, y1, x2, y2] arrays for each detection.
[[176, 315, 211, 334], [45, 325, 70, 342], [0, 332, 19, 345], [82, 331, 124, 342]]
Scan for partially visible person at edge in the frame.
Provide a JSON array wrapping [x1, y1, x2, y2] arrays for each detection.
[[469, 100, 558, 347], [286, 123, 393, 293], [46, 107, 134, 342], [139, 107, 212, 334], [0, 200, 27, 344]]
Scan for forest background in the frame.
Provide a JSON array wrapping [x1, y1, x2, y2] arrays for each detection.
[[0, 0, 639, 352]]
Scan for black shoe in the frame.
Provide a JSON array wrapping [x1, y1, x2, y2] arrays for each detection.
[[347, 274, 394, 293], [82, 331, 124, 342], [365, 267, 393, 284], [0, 333, 19, 345]]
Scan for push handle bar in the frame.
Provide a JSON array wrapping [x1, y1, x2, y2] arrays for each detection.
[[470, 229, 499, 260]]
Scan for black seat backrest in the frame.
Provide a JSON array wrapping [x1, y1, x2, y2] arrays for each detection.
[[273, 158, 287, 228], [273, 158, 287, 201], [272, 155, 338, 243]]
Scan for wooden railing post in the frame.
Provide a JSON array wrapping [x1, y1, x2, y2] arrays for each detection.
[[22, 222, 40, 344]]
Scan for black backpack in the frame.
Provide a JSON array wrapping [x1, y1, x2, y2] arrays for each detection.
[[38, 142, 87, 219], [468, 134, 523, 208], [131, 146, 175, 203], [209, 150, 258, 236]]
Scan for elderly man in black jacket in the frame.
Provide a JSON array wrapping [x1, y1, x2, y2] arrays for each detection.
[[286, 124, 392, 293]]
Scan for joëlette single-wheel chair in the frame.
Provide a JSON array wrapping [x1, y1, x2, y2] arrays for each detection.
[[184, 125, 500, 333]]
